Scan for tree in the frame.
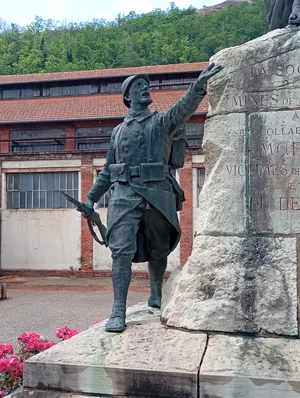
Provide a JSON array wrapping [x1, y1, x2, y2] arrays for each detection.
[[0, 0, 267, 75]]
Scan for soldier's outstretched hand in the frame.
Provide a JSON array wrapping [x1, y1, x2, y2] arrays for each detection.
[[194, 63, 224, 92]]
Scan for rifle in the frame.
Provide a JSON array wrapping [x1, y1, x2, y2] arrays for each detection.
[[60, 191, 107, 246]]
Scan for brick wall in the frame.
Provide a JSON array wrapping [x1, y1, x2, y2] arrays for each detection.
[[0, 129, 9, 153], [179, 154, 193, 265], [80, 156, 94, 275], [0, 120, 202, 276], [65, 127, 75, 151]]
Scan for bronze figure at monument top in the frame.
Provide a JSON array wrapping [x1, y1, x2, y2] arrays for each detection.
[[85, 63, 223, 333], [265, 0, 300, 29]]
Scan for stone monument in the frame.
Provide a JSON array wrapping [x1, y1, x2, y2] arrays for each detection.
[[162, 25, 300, 338], [18, 26, 300, 398]]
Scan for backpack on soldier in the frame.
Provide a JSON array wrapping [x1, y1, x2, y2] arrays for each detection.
[[168, 124, 188, 211], [168, 124, 188, 169]]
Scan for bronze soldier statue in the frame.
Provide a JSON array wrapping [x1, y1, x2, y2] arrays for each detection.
[[265, 0, 300, 29], [85, 63, 223, 333]]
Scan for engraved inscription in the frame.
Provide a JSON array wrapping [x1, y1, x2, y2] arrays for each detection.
[[250, 64, 300, 78], [280, 197, 300, 210], [249, 63, 300, 89], [250, 197, 269, 210], [249, 111, 300, 233], [250, 64, 300, 79], [231, 93, 300, 109]]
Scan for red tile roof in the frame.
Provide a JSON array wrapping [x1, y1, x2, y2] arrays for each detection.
[[0, 90, 208, 124], [0, 62, 208, 85]]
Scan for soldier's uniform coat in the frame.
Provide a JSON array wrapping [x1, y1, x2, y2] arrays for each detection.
[[88, 85, 206, 262]]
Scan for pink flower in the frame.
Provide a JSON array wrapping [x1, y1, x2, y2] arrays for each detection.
[[7, 356, 19, 366], [36, 341, 55, 352], [4, 344, 14, 355], [25, 341, 37, 352], [56, 327, 79, 340], [0, 357, 11, 373], [18, 333, 40, 344], [18, 362, 24, 376], [69, 330, 79, 338], [55, 326, 71, 339], [0, 391, 5, 397], [0, 344, 13, 357]]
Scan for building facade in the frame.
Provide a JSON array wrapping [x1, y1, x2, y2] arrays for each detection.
[[0, 63, 207, 277]]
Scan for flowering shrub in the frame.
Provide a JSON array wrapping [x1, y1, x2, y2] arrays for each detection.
[[0, 344, 24, 396], [0, 326, 82, 396], [55, 327, 79, 341]]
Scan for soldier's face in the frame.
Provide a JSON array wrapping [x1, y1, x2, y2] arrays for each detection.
[[127, 78, 152, 107]]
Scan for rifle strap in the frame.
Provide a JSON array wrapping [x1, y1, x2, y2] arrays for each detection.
[[88, 220, 105, 245]]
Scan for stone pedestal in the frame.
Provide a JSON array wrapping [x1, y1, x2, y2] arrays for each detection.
[[22, 304, 207, 398], [19, 304, 300, 398], [162, 25, 300, 336]]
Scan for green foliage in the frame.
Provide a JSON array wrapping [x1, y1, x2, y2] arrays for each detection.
[[0, 0, 267, 75]]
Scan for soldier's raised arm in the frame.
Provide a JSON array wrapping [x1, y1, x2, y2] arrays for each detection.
[[161, 63, 224, 136]]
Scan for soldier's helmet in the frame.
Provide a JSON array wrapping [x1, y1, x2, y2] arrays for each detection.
[[121, 74, 150, 108]]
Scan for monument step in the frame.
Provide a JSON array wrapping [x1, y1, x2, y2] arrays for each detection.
[[21, 303, 300, 398], [7, 389, 154, 398], [23, 304, 205, 398]]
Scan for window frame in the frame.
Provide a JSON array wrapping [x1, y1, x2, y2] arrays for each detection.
[[196, 167, 206, 207], [6, 171, 79, 210]]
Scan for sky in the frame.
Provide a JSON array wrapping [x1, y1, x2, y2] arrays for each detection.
[[1, 0, 221, 26]]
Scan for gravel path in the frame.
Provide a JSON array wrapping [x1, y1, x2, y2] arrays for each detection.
[[0, 289, 149, 347]]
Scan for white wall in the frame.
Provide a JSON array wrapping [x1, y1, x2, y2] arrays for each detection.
[[1, 209, 81, 270], [2, 159, 81, 169], [192, 155, 205, 235], [1, 159, 82, 271]]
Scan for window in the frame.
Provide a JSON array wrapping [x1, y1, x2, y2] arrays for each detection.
[[76, 127, 113, 150], [0, 84, 40, 99], [186, 123, 204, 147], [10, 129, 66, 153], [100, 78, 123, 93], [7, 172, 79, 209], [152, 72, 198, 90], [96, 169, 112, 208], [97, 189, 112, 208], [42, 80, 99, 97], [1, 85, 21, 99], [197, 168, 205, 207]]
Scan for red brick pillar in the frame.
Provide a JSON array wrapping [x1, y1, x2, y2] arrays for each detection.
[[179, 155, 193, 265], [65, 127, 75, 151], [0, 162, 2, 272], [80, 156, 94, 275], [0, 129, 10, 153], [0, 129, 9, 270]]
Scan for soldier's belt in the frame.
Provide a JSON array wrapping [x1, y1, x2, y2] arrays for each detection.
[[109, 163, 170, 183]]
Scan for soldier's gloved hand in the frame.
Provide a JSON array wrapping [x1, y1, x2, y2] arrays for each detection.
[[82, 197, 95, 220], [194, 63, 224, 93]]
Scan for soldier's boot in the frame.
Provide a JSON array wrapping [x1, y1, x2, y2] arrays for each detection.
[[106, 256, 132, 333], [147, 258, 167, 309]]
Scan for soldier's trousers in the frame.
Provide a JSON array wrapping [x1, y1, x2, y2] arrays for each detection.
[[108, 205, 174, 317], [108, 205, 174, 261]]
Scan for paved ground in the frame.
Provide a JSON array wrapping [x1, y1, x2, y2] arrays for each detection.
[[0, 276, 150, 347]]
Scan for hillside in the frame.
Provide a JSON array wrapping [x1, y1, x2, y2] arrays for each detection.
[[0, 0, 267, 75], [198, 0, 252, 15]]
